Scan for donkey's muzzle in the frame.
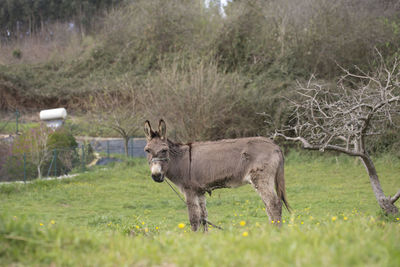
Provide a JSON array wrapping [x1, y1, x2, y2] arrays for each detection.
[[152, 173, 164, 183]]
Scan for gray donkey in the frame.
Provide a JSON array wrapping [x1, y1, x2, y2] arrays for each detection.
[[144, 119, 290, 231]]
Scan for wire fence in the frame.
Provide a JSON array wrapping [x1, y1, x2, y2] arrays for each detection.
[[0, 138, 147, 182], [0, 111, 148, 182], [82, 138, 147, 158], [0, 110, 24, 135], [0, 144, 92, 183]]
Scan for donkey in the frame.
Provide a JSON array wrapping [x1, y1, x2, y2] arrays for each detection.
[[144, 119, 290, 231]]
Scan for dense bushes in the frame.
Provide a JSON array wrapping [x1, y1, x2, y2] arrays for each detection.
[[140, 60, 250, 141], [95, 0, 400, 78], [218, 0, 400, 77], [0, 0, 399, 148]]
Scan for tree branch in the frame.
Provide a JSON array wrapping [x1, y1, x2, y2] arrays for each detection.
[[391, 190, 400, 204], [273, 132, 365, 157]]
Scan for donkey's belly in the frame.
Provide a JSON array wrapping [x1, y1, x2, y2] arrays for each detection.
[[204, 174, 250, 191]]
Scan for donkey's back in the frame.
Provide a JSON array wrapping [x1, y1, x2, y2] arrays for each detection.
[[191, 137, 283, 185]]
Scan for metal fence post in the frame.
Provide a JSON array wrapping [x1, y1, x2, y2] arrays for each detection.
[[107, 140, 110, 158], [54, 149, 57, 177], [82, 145, 85, 171], [23, 152, 26, 183], [15, 109, 20, 135]]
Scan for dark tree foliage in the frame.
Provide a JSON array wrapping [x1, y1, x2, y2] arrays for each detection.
[[0, 0, 123, 39]]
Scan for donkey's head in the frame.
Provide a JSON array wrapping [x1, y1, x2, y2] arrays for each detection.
[[144, 119, 169, 183]]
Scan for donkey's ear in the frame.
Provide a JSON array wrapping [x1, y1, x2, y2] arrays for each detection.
[[158, 119, 167, 140], [144, 120, 153, 140]]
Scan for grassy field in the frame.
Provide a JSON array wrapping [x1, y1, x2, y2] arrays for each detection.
[[1, 153, 399, 266]]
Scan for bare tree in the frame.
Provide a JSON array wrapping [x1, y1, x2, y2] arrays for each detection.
[[92, 88, 143, 157], [273, 54, 400, 214], [24, 124, 52, 179]]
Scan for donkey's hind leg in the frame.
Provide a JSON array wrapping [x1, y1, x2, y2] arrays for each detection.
[[250, 171, 282, 225], [198, 194, 208, 232]]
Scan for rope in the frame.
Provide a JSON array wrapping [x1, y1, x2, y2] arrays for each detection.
[[165, 178, 185, 203], [164, 178, 223, 230]]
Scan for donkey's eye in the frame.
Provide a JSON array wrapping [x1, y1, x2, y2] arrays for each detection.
[[145, 149, 151, 153], [160, 149, 168, 154]]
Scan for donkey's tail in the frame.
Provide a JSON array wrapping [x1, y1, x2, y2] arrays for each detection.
[[275, 152, 291, 212]]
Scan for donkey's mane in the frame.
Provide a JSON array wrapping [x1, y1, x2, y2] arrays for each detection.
[[167, 138, 187, 157]]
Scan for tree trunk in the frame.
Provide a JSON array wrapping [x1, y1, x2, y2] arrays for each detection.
[[37, 165, 42, 179], [124, 137, 129, 157], [360, 155, 399, 215]]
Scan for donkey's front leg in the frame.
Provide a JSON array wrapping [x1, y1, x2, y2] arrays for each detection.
[[198, 194, 208, 232], [185, 190, 201, 231]]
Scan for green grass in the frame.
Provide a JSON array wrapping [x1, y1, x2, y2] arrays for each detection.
[[0, 121, 39, 135], [1, 154, 400, 266]]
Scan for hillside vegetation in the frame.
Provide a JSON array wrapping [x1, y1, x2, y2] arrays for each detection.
[[1, 0, 400, 144]]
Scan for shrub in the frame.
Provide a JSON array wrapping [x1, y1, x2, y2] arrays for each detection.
[[10, 124, 53, 179], [46, 128, 80, 176], [1, 138, 37, 181], [140, 59, 253, 141], [48, 128, 78, 150], [12, 49, 22, 59], [0, 141, 11, 181], [6, 126, 83, 180], [3, 155, 37, 181]]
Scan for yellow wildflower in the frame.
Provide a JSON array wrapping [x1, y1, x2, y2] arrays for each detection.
[[178, 223, 185, 229], [50, 220, 55, 225], [155, 226, 159, 230], [142, 222, 145, 225], [39, 223, 44, 226], [239, 221, 246, 226], [343, 216, 348, 221], [145, 228, 149, 233], [331, 216, 337, 222], [242, 231, 249, 237], [135, 225, 139, 229]]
